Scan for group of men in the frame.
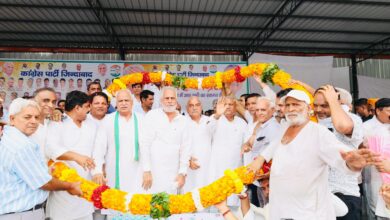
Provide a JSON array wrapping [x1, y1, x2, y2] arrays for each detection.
[[0, 76, 389, 220]]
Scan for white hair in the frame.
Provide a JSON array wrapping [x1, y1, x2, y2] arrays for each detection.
[[336, 87, 352, 105], [257, 96, 275, 108], [115, 89, 133, 101], [161, 86, 178, 100], [9, 98, 40, 116]]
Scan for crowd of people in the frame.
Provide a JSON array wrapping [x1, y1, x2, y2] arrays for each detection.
[[0, 76, 389, 220]]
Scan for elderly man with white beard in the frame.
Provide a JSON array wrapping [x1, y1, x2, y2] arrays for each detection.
[[140, 87, 191, 194], [183, 96, 213, 194], [248, 90, 379, 220]]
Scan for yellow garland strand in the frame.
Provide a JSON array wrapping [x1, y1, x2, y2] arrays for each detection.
[[224, 169, 244, 194], [106, 62, 314, 106], [51, 162, 261, 215]]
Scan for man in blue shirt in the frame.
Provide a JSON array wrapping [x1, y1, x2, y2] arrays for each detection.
[[0, 98, 82, 219]]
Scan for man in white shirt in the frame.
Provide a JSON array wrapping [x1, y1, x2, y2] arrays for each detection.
[[248, 90, 378, 220], [314, 85, 364, 220], [209, 96, 247, 206], [130, 83, 143, 114], [144, 82, 162, 110], [92, 89, 143, 218], [183, 96, 213, 193], [362, 98, 390, 219], [45, 91, 97, 220], [87, 92, 108, 126], [140, 86, 191, 194], [134, 89, 154, 116], [242, 97, 281, 207], [30, 88, 59, 158]]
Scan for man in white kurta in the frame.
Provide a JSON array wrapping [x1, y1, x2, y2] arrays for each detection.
[[92, 89, 143, 194], [208, 97, 247, 206], [140, 87, 191, 194], [248, 90, 376, 220], [183, 96, 213, 193], [362, 98, 390, 219], [30, 88, 60, 159], [87, 91, 109, 127], [45, 91, 97, 220]]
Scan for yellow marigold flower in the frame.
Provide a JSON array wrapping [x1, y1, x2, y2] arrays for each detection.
[[169, 193, 196, 214], [184, 78, 198, 89], [250, 63, 268, 76], [272, 70, 291, 86], [201, 76, 216, 89], [101, 189, 127, 213], [149, 72, 162, 83], [240, 66, 254, 78], [222, 69, 236, 83], [215, 72, 223, 89], [164, 73, 173, 85], [80, 180, 98, 201], [113, 79, 126, 89], [129, 194, 152, 215]]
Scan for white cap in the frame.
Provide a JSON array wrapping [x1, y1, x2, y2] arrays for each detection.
[[281, 90, 310, 105]]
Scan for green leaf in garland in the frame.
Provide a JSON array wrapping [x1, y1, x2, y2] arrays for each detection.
[[261, 63, 279, 84], [150, 192, 171, 219], [172, 76, 187, 90]]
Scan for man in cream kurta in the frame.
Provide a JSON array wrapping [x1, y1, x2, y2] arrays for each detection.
[[208, 97, 247, 206], [140, 87, 191, 194], [45, 91, 97, 220], [92, 89, 143, 195], [183, 96, 213, 193]]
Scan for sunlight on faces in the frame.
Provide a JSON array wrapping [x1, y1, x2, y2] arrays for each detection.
[[246, 96, 258, 116], [313, 92, 331, 120], [161, 88, 177, 113], [275, 97, 286, 118], [255, 98, 275, 123], [34, 90, 57, 118], [74, 102, 90, 121], [10, 106, 40, 136], [90, 96, 108, 118], [187, 96, 202, 118], [239, 96, 246, 108], [376, 106, 390, 124], [224, 97, 237, 118], [284, 97, 310, 126], [141, 95, 154, 110], [116, 90, 133, 115]]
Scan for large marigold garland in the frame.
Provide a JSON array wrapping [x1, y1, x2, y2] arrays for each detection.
[[106, 62, 314, 104], [51, 161, 271, 217]]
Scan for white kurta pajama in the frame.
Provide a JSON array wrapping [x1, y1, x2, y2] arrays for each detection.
[[363, 116, 390, 218], [208, 115, 247, 206], [261, 121, 360, 220], [183, 115, 213, 193], [92, 112, 144, 194], [140, 108, 191, 194], [45, 117, 98, 220]]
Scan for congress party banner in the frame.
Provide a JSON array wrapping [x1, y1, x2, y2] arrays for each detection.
[[0, 60, 247, 111], [0, 60, 123, 107]]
